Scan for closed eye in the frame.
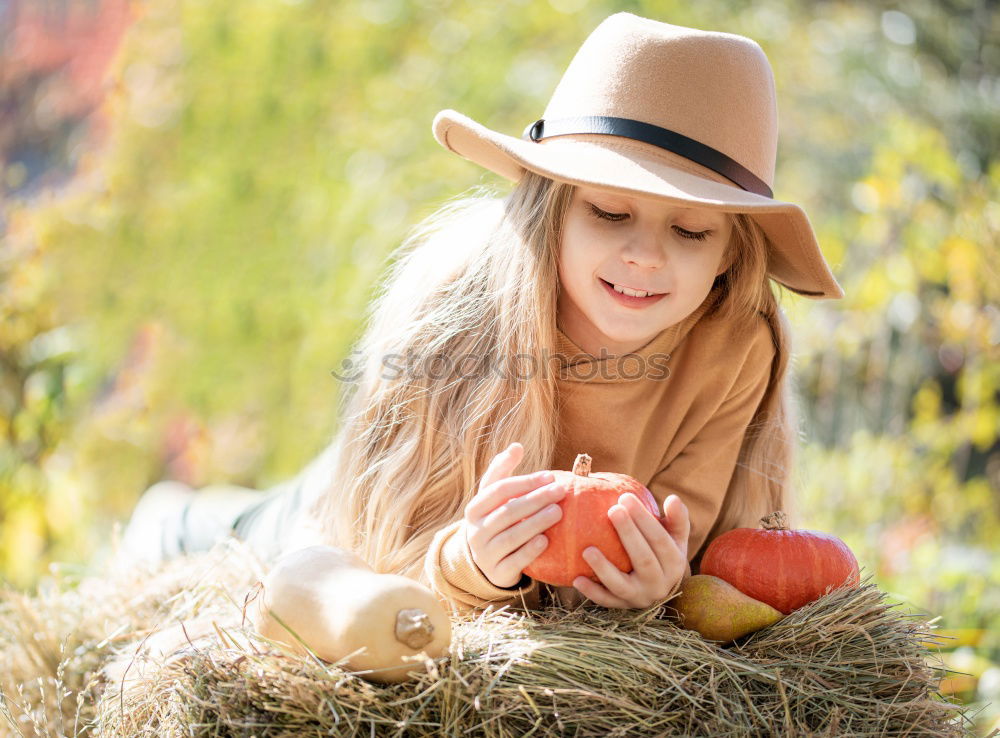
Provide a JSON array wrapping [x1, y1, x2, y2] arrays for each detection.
[[675, 227, 710, 241], [588, 203, 711, 241], [588, 203, 628, 222]]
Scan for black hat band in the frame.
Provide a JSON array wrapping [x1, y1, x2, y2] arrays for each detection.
[[522, 115, 773, 199]]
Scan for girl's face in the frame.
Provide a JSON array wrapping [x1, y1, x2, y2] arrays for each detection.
[[557, 185, 734, 357]]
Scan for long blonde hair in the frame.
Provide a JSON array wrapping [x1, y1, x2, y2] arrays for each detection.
[[694, 202, 801, 569], [310, 171, 797, 581]]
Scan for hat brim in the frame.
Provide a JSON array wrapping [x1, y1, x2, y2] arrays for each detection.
[[433, 109, 844, 300]]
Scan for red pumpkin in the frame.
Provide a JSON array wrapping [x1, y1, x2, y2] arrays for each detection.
[[517, 453, 660, 588], [700, 511, 860, 615]]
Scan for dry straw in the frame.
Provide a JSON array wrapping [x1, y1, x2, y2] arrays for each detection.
[[0, 537, 986, 737]]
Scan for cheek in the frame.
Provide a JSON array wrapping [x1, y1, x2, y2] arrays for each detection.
[[556, 242, 583, 299], [559, 225, 600, 281], [679, 242, 728, 275], [558, 254, 590, 300]]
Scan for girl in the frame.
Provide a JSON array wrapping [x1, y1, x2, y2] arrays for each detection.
[[120, 12, 843, 614]]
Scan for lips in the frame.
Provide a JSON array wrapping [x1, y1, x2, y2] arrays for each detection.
[[600, 278, 666, 296], [599, 277, 668, 308]]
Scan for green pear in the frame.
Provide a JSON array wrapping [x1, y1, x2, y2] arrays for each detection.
[[669, 574, 784, 643]]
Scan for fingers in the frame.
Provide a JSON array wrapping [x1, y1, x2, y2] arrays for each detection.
[[575, 492, 691, 609], [478, 442, 524, 493], [659, 494, 691, 559], [581, 542, 633, 595], [465, 441, 569, 589], [479, 480, 567, 532], [468, 488, 563, 570], [608, 500, 664, 575], [467, 501, 561, 588], [486, 497, 562, 554], [573, 573, 631, 609], [490, 528, 551, 587], [468, 442, 542, 520], [616, 492, 690, 565], [465, 469, 557, 521], [617, 493, 682, 569]]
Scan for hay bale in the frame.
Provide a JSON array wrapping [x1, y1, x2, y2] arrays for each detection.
[[0, 539, 269, 737], [0, 538, 983, 737]]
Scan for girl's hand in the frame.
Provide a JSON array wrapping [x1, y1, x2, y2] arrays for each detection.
[[463, 442, 568, 589], [574, 492, 690, 609]]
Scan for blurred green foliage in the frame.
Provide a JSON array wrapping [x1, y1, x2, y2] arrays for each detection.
[[0, 0, 997, 732]]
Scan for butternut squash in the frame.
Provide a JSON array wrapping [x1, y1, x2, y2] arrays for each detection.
[[250, 545, 451, 683]]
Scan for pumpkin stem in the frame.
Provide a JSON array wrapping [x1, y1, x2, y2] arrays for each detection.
[[760, 511, 788, 530], [572, 453, 592, 477], [395, 608, 435, 649]]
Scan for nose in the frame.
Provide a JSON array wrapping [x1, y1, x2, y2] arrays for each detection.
[[622, 229, 667, 270]]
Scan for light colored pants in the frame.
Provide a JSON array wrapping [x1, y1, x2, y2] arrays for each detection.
[[120, 443, 336, 567]]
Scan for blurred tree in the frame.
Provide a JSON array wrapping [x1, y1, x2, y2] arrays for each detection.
[[0, 0, 133, 587], [0, 0, 132, 196]]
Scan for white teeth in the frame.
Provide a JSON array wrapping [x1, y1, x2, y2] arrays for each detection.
[[613, 283, 652, 298]]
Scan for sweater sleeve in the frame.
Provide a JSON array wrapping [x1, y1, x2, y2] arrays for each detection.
[[648, 327, 775, 569], [423, 519, 541, 614]]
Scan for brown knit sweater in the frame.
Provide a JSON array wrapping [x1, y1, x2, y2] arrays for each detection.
[[422, 286, 778, 613]]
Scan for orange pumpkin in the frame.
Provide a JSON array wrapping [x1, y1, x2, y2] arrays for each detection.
[[517, 453, 660, 588], [699, 511, 860, 614]]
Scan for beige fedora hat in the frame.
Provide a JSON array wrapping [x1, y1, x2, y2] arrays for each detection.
[[432, 12, 844, 299]]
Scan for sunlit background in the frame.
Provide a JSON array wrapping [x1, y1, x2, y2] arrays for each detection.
[[0, 0, 997, 732]]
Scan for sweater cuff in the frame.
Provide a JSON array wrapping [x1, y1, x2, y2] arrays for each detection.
[[423, 519, 539, 614]]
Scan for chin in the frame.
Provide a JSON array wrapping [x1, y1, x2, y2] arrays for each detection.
[[595, 322, 658, 351]]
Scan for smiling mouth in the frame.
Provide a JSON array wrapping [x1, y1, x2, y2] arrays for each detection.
[[599, 278, 667, 297]]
